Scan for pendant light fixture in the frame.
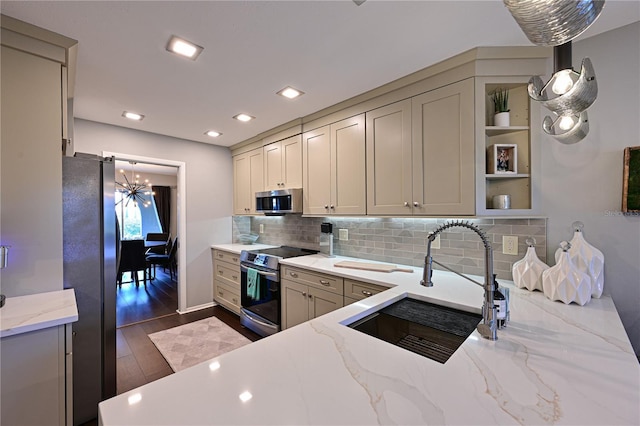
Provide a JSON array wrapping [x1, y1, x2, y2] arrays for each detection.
[[116, 162, 154, 208], [504, 0, 605, 144]]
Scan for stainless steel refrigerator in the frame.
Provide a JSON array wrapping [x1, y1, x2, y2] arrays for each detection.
[[63, 153, 117, 425]]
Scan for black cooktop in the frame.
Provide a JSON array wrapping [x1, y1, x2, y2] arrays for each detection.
[[249, 245, 318, 259]]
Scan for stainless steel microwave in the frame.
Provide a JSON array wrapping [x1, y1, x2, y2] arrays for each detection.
[[255, 188, 303, 215]]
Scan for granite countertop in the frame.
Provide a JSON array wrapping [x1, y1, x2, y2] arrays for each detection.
[[99, 254, 640, 425], [0, 289, 78, 338]]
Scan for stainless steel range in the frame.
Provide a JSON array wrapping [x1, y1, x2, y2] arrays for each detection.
[[239, 246, 317, 337]]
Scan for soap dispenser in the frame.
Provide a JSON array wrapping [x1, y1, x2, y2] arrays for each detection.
[[554, 221, 604, 298], [512, 237, 549, 292], [543, 241, 592, 306]]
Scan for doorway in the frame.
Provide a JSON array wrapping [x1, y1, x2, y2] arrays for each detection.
[[103, 151, 187, 315]]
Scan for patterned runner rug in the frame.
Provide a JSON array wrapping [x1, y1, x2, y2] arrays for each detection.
[[149, 317, 251, 372]]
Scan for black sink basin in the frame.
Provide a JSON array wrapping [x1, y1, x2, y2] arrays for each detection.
[[346, 297, 482, 364]]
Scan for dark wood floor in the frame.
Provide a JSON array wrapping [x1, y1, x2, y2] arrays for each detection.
[[116, 269, 262, 395]]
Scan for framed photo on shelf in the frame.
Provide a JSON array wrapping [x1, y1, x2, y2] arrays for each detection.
[[487, 144, 517, 174], [622, 146, 640, 213]]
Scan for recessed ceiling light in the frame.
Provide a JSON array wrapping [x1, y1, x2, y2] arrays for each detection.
[[166, 35, 204, 60], [233, 113, 255, 122], [205, 130, 222, 138], [277, 86, 305, 99], [122, 111, 144, 121]]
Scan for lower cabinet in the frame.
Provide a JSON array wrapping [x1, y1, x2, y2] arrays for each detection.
[[212, 249, 241, 314], [281, 266, 344, 329], [1, 324, 72, 425]]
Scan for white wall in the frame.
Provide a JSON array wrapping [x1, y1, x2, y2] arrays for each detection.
[[74, 119, 233, 310], [541, 22, 640, 355]]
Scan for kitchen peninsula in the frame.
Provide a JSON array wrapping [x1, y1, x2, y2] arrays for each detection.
[[99, 253, 639, 425]]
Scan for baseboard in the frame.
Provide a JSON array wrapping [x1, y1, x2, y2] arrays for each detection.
[[177, 301, 217, 315]]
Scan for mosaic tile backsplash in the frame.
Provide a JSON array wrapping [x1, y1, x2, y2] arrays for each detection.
[[233, 216, 547, 281]]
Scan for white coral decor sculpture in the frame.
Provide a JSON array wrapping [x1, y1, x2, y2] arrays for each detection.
[[544, 241, 592, 306], [513, 237, 549, 292], [554, 222, 604, 298]]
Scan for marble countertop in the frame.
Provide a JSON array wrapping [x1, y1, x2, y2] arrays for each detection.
[[211, 243, 279, 253], [0, 289, 78, 338], [99, 254, 639, 425]]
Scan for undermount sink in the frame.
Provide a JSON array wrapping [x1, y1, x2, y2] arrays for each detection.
[[346, 297, 482, 364]]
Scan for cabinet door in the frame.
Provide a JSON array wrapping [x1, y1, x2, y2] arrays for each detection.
[[412, 78, 475, 215], [309, 286, 344, 319], [366, 100, 413, 215], [281, 279, 310, 330], [302, 126, 332, 215], [282, 135, 302, 188], [263, 141, 283, 191], [233, 148, 264, 215], [331, 114, 366, 215]]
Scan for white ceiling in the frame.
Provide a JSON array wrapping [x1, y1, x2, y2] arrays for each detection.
[[2, 1, 638, 149]]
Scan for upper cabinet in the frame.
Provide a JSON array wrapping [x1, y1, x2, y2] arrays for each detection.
[[366, 79, 475, 216], [475, 77, 540, 215], [233, 148, 263, 215], [303, 115, 366, 215], [263, 134, 302, 190]]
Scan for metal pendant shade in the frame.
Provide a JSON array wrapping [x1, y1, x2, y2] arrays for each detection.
[[542, 110, 589, 144], [503, 0, 605, 47], [528, 57, 598, 116]]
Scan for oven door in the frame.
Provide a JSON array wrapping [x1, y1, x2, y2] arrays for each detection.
[[240, 263, 280, 329]]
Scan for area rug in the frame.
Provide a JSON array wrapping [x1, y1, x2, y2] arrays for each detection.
[[148, 317, 251, 372]]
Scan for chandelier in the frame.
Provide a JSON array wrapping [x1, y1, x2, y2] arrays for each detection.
[[116, 162, 154, 207]]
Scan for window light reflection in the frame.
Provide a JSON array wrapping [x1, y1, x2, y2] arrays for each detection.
[[128, 393, 142, 405], [239, 391, 253, 402], [209, 361, 221, 371]]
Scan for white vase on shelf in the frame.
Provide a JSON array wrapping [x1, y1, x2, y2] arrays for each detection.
[[512, 237, 549, 292], [554, 221, 605, 298], [494, 112, 510, 127], [544, 241, 592, 306]]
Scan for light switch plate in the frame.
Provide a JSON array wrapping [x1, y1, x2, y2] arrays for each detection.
[[503, 236, 518, 255], [339, 229, 348, 241]]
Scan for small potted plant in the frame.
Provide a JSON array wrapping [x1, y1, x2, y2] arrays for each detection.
[[491, 88, 510, 127]]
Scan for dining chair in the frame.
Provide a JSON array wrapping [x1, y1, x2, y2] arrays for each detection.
[[118, 239, 149, 287], [145, 232, 170, 255], [146, 237, 178, 281]]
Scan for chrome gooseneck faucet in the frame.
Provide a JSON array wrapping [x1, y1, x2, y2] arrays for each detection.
[[420, 220, 498, 341]]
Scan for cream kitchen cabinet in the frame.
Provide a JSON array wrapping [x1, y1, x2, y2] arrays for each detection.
[[302, 115, 366, 215], [343, 279, 387, 305], [263, 134, 302, 190], [233, 147, 263, 215], [366, 99, 413, 215], [366, 79, 475, 216], [411, 78, 475, 215], [212, 249, 241, 314], [281, 266, 344, 329]]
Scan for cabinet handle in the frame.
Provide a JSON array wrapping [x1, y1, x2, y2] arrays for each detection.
[[330, 205, 335, 209], [232, 257, 238, 262], [324, 205, 329, 209], [302, 291, 307, 297], [219, 270, 224, 275], [218, 253, 224, 258], [404, 202, 410, 207], [308, 294, 313, 299], [218, 291, 223, 295], [289, 272, 298, 278], [232, 298, 238, 303], [361, 290, 373, 297], [232, 275, 238, 280], [319, 280, 330, 286], [413, 201, 420, 207]]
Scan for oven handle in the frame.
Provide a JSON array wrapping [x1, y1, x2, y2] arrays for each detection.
[[241, 309, 277, 328], [241, 264, 278, 278]]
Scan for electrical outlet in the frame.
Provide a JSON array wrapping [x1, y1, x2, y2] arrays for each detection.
[[259, 224, 264, 234], [432, 234, 440, 249], [503, 236, 518, 255], [339, 229, 349, 241]]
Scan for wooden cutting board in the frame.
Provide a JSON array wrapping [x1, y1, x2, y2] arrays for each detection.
[[334, 260, 413, 273]]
